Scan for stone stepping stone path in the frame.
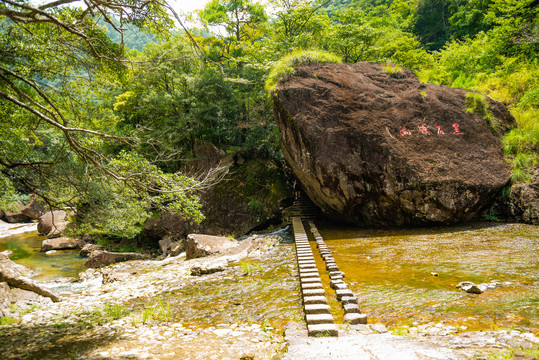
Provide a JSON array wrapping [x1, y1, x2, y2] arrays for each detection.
[[292, 217, 338, 337], [307, 221, 368, 326]]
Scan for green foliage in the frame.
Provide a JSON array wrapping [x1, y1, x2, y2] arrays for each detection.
[[238, 259, 264, 275], [0, 317, 19, 326], [265, 49, 342, 91], [381, 64, 405, 78], [131, 297, 172, 325]]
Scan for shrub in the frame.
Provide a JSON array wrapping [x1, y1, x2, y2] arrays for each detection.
[[265, 49, 342, 91], [381, 64, 405, 78]]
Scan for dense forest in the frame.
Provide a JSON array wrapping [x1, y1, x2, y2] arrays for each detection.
[[0, 0, 537, 241]]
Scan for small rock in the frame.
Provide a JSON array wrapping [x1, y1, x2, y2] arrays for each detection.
[[431, 272, 439, 276], [456, 281, 485, 294], [371, 323, 388, 333], [190, 264, 225, 276]]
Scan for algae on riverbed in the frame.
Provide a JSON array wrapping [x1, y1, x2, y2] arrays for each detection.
[[319, 222, 539, 334]]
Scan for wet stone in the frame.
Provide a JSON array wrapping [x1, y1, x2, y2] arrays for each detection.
[[302, 288, 326, 297], [301, 282, 323, 290], [336, 289, 354, 300], [305, 313, 334, 325], [303, 296, 328, 305], [344, 313, 367, 325], [340, 296, 358, 305], [307, 323, 338, 337], [343, 303, 361, 314], [304, 304, 331, 315]]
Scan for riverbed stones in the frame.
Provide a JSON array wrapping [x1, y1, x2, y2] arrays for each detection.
[[185, 234, 237, 260], [41, 237, 84, 252], [273, 62, 514, 226], [79, 243, 105, 257], [3, 202, 32, 223], [85, 250, 150, 268], [457, 281, 488, 294]]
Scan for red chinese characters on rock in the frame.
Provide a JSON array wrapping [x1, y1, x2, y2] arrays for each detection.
[[452, 123, 464, 135], [400, 126, 412, 136], [388, 124, 464, 137], [418, 124, 431, 135]]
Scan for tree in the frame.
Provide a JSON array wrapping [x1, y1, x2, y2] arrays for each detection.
[[198, 0, 267, 60], [0, 0, 209, 237]]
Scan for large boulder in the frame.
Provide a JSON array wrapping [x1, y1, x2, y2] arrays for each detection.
[[37, 210, 69, 238], [144, 211, 194, 244], [509, 167, 539, 224], [85, 250, 150, 268], [272, 62, 514, 226], [41, 237, 85, 252], [3, 202, 32, 223], [21, 194, 46, 220], [185, 234, 237, 260]]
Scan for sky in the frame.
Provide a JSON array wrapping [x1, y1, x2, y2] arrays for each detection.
[[170, 0, 212, 13]]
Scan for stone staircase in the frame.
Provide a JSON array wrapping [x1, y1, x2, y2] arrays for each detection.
[[291, 196, 319, 221]]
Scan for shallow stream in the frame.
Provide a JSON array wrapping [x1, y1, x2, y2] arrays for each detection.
[[317, 222, 538, 334], [0, 230, 85, 281]]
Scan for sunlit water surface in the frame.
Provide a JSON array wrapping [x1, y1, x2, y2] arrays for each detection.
[[318, 222, 538, 333], [0, 230, 86, 281]]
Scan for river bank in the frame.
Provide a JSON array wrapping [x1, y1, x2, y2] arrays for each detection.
[[0, 222, 538, 359]]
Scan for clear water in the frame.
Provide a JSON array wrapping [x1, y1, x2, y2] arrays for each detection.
[[0, 230, 86, 280], [318, 222, 539, 333]]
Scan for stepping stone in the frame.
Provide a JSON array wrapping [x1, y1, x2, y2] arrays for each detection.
[[330, 280, 347, 290], [327, 266, 340, 272], [298, 260, 316, 266], [333, 282, 348, 291], [307, 323, 338, 337], [301, 277, 322, 283], [299, 264, 317, 271], [343, 303, 361, 314], [336, 289, 354, 300], [297, 257, 315, 262], [306, 313, 334, 325], [303, 296, 328, 305], [301, 282, 323, 290], [344, 313, 367, 325], [341, 296, 358, 305], [329, 271, 344, 278], [303, 288, 326, 297], [329, 275, 343, 281], [304, 303, 331, 315], [299, 270, 319, 277]]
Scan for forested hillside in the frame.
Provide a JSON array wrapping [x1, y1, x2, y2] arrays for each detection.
[[0, 0, 537, 240]]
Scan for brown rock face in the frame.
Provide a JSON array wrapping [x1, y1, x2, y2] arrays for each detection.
[[272, 62, 514, 225], [510, 167, 539, 224]]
